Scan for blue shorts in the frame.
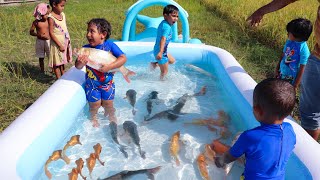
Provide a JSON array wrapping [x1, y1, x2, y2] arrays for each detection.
[[152, 52, 168, 65], [85, 79, 115, 102], [299, 55, 320, 130]]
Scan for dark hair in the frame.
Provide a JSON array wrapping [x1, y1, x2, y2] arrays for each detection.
[[49, 0, 65, 7], [163, 4, 179, 15], [253, 78, 296, 119], [87, 18, 112, 40], [286, 18, 313, 41]]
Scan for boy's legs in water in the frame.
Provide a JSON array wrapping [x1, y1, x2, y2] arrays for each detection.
[[39, 58, 45, 73], [159, 62, 169, 80], [102, 100, 117, 123], [89, 101, 101, 127], [150, 53, 175, 70]]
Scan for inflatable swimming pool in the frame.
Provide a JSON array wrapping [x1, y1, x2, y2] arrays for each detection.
[[0, 42, 319, 179]]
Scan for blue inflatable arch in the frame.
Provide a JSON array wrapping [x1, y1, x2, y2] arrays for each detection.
[[122, 0, 190, 43]]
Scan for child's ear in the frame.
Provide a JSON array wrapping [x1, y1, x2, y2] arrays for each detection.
[[101, 32, 107, 40], [253, 105, 263, 117]]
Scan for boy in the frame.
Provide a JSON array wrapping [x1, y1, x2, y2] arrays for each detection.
[[29, 3, 50, 73], [215, 78, 296, 180], [275, 18, 312, 89], [75, 18, 127, 127], [151, 4, 179, 80]]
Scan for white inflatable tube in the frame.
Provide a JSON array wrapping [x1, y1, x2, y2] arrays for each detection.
[[0, 42, 318, 179]]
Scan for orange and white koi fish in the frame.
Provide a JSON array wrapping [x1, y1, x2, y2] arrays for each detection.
[[197, 153, 210, 180], [74, 47, 136, 83], [93, 143, 105, 165], [86, 153, 97, 177], [170, 131, 181, 166], [75, 158, 86, 180], [62, 135, 82, 164]]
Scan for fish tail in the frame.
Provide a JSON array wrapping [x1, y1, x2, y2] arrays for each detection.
[[132, 108, 136, 115], [138, 146, 146, 159], [45, 165, 52, 179], [119, 145, 128, 158], [174, 156, 180, 166]]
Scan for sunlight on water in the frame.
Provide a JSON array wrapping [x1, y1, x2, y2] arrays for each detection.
[[40, 63, 245, 180]]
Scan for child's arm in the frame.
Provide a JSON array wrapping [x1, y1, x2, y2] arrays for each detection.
[[48, 17, 65, 52], [275, 53, 284, 78], [215, 151, 238, 168], [156, 36, 166, 60], [29, 21, 37, 37], [293, 65, 305, 89], [99, 54, 127, 73]]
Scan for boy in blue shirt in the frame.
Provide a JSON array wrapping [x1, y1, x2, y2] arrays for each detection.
[[151, 4, 179, 80], [275, 18, 312, 89], [75, 18, 127, 127], [215, 78, 296, 180]]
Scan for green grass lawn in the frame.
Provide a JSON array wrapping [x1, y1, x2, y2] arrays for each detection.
[[0, 0, 316, 132]]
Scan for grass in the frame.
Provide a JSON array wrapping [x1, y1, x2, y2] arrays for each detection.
[[0, 0, 317, 132]]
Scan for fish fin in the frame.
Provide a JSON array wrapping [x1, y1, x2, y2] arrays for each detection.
[[174, 156, 180, 166], [139, 147, 146, 159]]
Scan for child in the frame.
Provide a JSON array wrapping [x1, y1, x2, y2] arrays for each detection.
[[151, 4, 179, 80], [275, 18, 312, 89], [215, 78, 296, 179], [29, 3, 50, 73], [48, 0, 72, 79], [75, 18, 127, 127]]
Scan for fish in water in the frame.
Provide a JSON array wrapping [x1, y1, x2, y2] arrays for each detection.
[[86, 153, 97, 177], [45, 150, 68, 179], [109, 121, 128, 158], [62, 135, 82, 164], [93, 143, 105, 165], [74, 47, 136, 83], [170, 131, 181, 166], [124, 89, 137, 115], [146, 91, 160, 118], [101, 166, 161, 180], [68, 168, 79, 180], [75, 158, 86, 180], [144, 86, 207, 122], [197, 153, 210, 180], [123, 121, 146, 159]]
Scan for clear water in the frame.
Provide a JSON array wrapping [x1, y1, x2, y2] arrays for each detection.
[[40, 62, 247, 180]]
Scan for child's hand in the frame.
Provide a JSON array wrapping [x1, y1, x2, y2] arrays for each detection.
[[77, 54, 89, 64], [214, 156, 225, 168], [59, 45, 65, 52], [156, 52, 163, 60]]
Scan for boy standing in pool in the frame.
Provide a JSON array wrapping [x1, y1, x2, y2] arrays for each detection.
[[151, 4, 179, 80], [75, 18, 127, 127], [214, 78, 296, 179]]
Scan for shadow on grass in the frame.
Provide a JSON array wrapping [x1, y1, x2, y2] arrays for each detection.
[[2, 61, 55, 84]]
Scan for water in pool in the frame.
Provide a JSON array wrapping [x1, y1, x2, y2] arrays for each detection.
[[40, 62, 245, 180]]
